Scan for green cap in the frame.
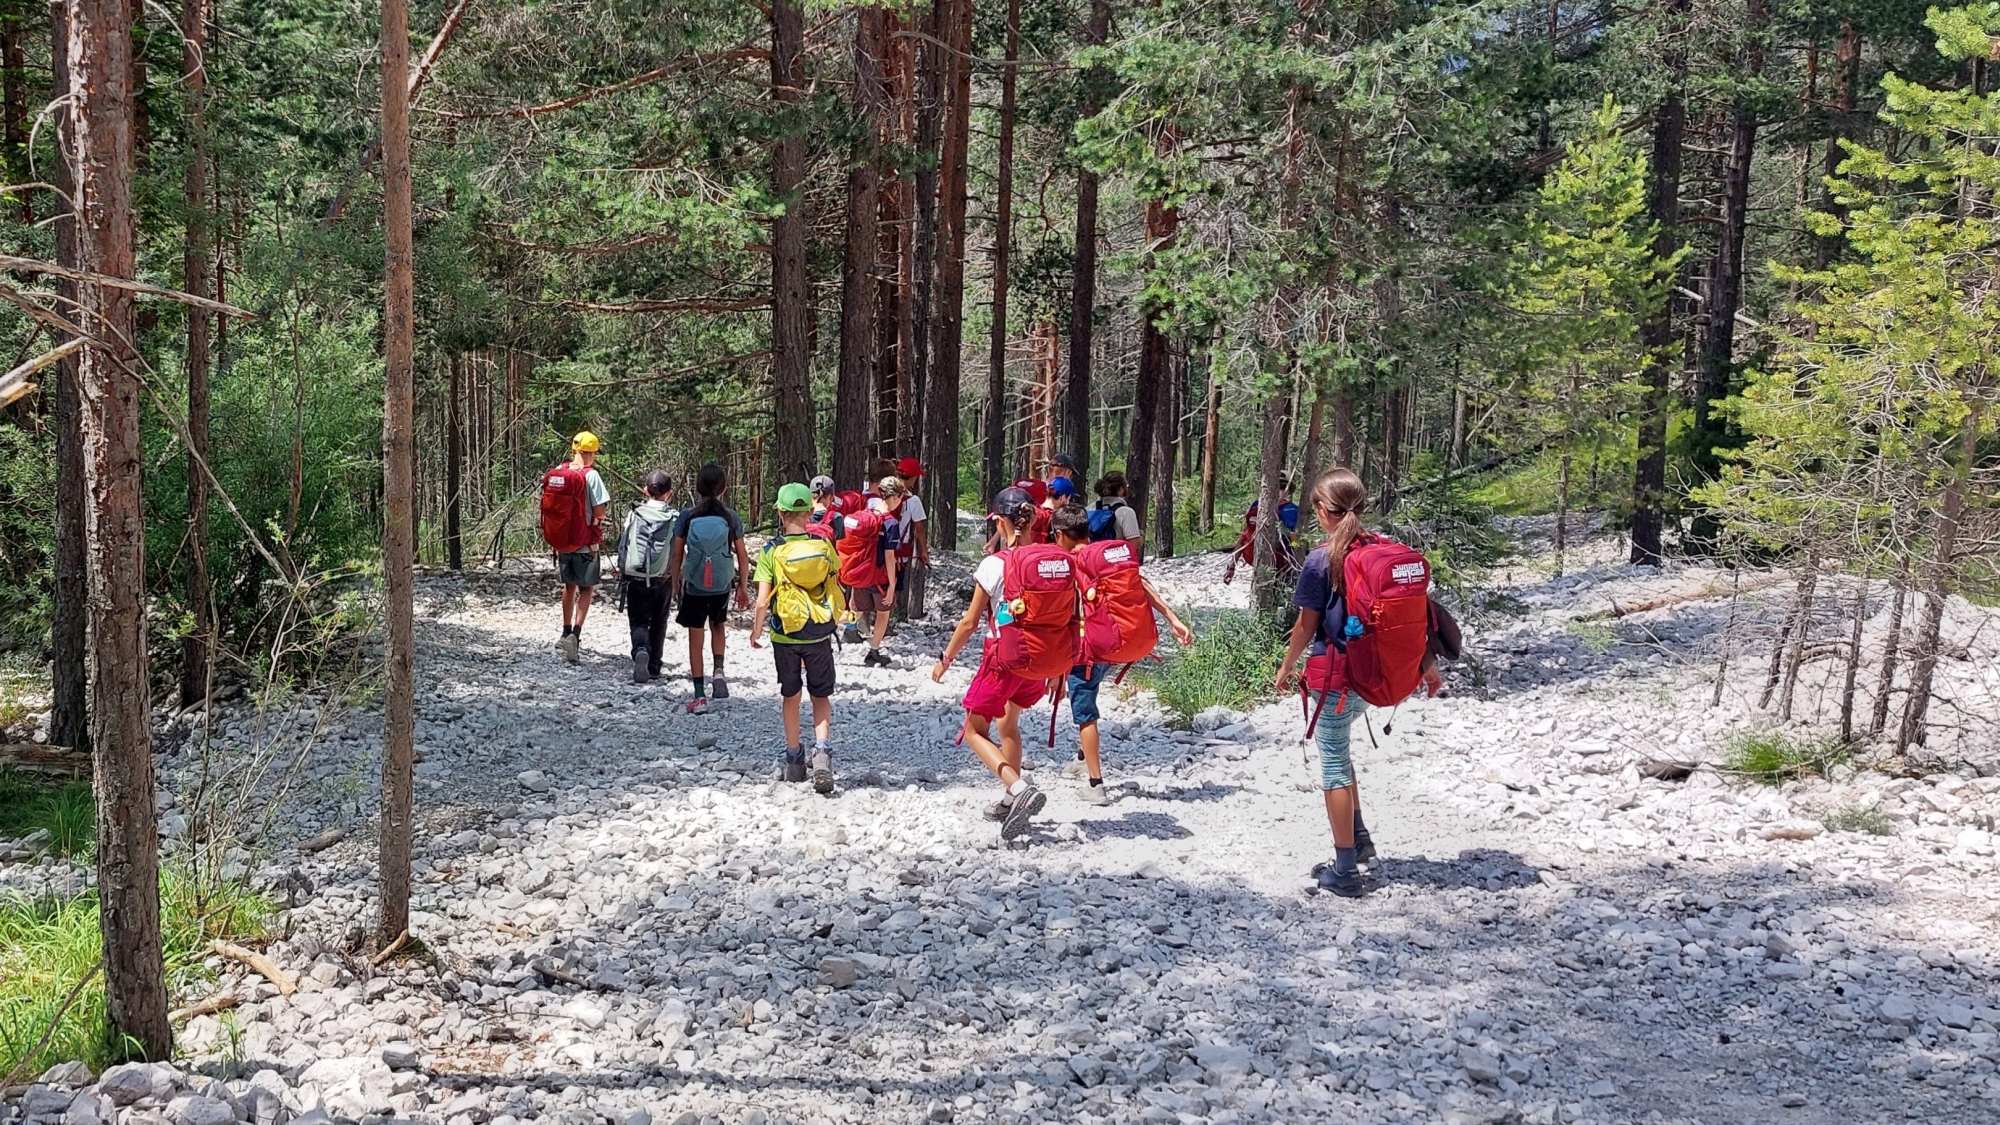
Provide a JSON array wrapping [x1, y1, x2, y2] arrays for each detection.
[[774, 482, 814, 512]]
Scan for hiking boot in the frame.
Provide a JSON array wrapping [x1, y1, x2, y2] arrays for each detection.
[[1080, 783, 1111, 807], [983, 797, 1015, 822], [1355, 831, 1378, 866], [1000, 785, 1047, 841], [685, 697, 709, 715], [1060, 759, 1090, 781], [1311, 862, 1368, 899], [562, 633, 581, 664], [631, 653, 650, 684], [810, 749, 834, 795], [781, 748, 808, 784], [862, 649, 892, 668], [710, 674, 729, 700]]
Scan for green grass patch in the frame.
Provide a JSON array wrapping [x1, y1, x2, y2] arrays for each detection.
[[1722, 730, 1852, 785], [1137, 610, 1287, 725], [1564, 619, 1619, 653], [0, 869, 274, 1077], [1822, 803, 1896, 836], [0, 771, 95, 860]]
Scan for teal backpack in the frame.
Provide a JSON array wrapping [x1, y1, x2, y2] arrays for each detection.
[[619, 504, 678, 581], [681, 511, 737, 594]]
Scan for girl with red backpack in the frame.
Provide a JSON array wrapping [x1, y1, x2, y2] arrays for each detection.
[[1273, 469, 1456, 899], [931, 486, 1079, 841]]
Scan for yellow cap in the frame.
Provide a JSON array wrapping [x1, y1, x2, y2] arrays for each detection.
[[571, 431, 601, 453]]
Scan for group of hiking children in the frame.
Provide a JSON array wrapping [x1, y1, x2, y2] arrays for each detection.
[[538, 434, 1459, 897]]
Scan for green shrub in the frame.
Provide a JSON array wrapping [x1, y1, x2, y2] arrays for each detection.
[[0, 869, 273, 1077], [1139, 610, 1287, 725], [1822, 803, 1895, 836], [1722, 730, 1851, 785], [0, 772, 95, 860]]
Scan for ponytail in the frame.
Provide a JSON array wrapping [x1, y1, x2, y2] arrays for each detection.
[[1309, 468, 1369, 584]]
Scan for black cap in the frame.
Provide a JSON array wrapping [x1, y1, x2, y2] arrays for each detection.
[[1043, 451, 1079, 471], [988, 486, 1035, 521]]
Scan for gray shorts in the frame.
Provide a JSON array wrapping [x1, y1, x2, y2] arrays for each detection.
[[849, 584, 889, 614], [557, 550, 601, 588]]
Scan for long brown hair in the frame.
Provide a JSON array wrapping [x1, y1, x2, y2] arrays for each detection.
[[1309, 468, 1369, 578]]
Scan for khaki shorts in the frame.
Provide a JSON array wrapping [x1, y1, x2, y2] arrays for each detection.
[[848, 584, 889, 614], [557, 551, 601, 588]]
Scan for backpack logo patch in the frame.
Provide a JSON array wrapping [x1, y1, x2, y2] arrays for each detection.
[[1391, 562, 1427, 583], [1103, 544, 1131, 564], [1036, 559, 1072, 579]]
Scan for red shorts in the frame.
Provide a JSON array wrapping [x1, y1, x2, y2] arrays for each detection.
[[962, 659, 1048, 719]]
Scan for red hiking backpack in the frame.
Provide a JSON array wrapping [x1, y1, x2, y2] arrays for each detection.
[[1025, 504, 1054, 546], [538, 464, 600, 554], [1075, 540, 1157, 667], [836, 508, 889, 589], [985, 543, 1079, 680], [1303, 534, 1432, 735]]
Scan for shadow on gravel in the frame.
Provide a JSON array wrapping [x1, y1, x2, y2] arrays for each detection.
[[1369, 849, 1542, 892], [1075, 810, 1194, 841]]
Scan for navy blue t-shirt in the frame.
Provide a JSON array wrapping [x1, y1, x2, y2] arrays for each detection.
[[1292, 544, 1344, 655]]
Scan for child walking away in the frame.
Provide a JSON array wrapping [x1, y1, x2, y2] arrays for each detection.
[[750, 483, 845, 794], [1274, 468, 1455, 899], [838, 476, 904, 666], [932, 486, 1079, 841], [668, 462, 751, 713], [1051, 504, 1195, 804], [614, 471, 679, 684], [889, 457, 930, 621], [539, 431, 611, 664], [1086, 471, 1144, 555], [1222, 498, 1301, 585]]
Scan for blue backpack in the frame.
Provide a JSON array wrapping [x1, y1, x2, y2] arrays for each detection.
[[1086, 498, 1126, 542], [681, 512, 737, 594]]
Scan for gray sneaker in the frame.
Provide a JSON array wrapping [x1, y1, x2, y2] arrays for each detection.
[[562, 633, 581, 665], [710, 674, 729, 700], [1079, 783, 1111, 806], [810, 749, 834, 795], [1060, 759, 1090, 781], [1000, 785, 1047, 841]]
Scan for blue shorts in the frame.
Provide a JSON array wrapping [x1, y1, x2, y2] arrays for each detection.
[[1315, 697, 1367, 790], [1066, 663, 1112, 727]]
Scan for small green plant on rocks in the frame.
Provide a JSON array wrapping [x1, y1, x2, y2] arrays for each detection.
[[1822, 803, 1895, 836], [1140, 610, 1287, 726], [0, 771, 94, 859], [1723, 730, 1851, 785]]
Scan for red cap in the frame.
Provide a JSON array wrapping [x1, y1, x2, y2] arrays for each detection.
[[1013, 478, 1048, 505], [896, 456, 924, 478]]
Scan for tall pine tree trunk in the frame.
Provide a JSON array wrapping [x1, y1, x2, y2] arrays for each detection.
[[2, 1, 27, 222], [921, 0, 970, 548], [1871, 558, 1909, 737], [1814, 21, 1860, 269], [1254, 70, 1308, 612], [1630, 0, 1690, 565], [905, 0, 942, 459], [73, 0, 171, 1060], [1197, 350, 1220, 535], [376, 0, 417, 949], [1065, 0, 1111, 467], [1897, 406, 1982, 754], [1129, 158, 1177, 522], [769, 0, 816, 483], [835, 6, 883, 489], [179, 0, 212, 706], [1295, 378, 1327, 513], [982, 0, 1019, 504], [445, 353, 463, 571], [49, 0, 88, 755]]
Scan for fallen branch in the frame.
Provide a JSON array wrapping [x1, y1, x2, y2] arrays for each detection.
[[297, 825, 347, 854], [0, 337, 84, 407], [169, 992, 241, 1022], [1570, 574, 1788, 623], [211, 940, 297, 997], [0, 254, 258, 319], [531, 957, 591, 989], [1637, 758, 1698, 782], [371, 929, 412, 966]]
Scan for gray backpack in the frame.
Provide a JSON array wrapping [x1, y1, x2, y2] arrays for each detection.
[[681, 512, 736, 594], [620, 505, 678, 580]]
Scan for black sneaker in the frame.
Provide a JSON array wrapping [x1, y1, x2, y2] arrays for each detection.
[[862, 649, 892, 668], [1311, 862, 1367, 898], [781, 749, 808, 784], [631, 653, 650, 685], [1000, 785, 1047, 841], [1355, 832, 1377, 866], [810, 748, 834, 795]]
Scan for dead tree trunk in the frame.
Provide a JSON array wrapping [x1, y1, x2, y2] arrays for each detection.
[[377, 0, 417, 949], [769, 0, 816, 483], [1151, 341, 1181, 557], [1197, 351, 1220, 534], [921, 0, 971, 549], [1870, 559, 1908, 737], [1761, 568, 1811, 710], [834, 6, 883, 489], [1065, 0, 1111, 466], [1129, 174, 1177, 521], [1448, 383, 1466, 469], [1839, 580, 1866, 744], [73, 0, 171, 1060], [48, 1, 88, 755], [444, 353, 463, 571], [178, 0, 212, 706], [1631, 0, 1690, 565], [982, 0, 1019, 504], [1897, 406, 1982, 754]]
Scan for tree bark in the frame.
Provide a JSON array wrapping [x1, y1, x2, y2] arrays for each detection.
[[1839, 581, 1866, 744], [178, 0, 211, 707], [1254, 72, 1308, 612], [982, 0, 1019, 505], [376, 0, 417, 949], [1897, 405, 1982, 754], [1150, 340, 1180, 557], [904, 0, 942, 460], [834, 6, 883, 490], [1870, 558, 1908, 737], [769, 0, 816, 484], [444, 353, 463, 571], [1761, 568, 1812, 711], [1197, 350, 1220, 534], [1448, 383, 1466, 468], [1065, 0, 1111, 468], [1129, 178, 1177, 521], [1295, 376, 1326, 514], [2, 1, 28, 222], [72, 0, 171, 1060], [1629, 0, 1689, 566], [920, 0, 971, 549], [1333, 384, 1356, 469], [1814, 20, 1860, 269], [48, 0, 88, 756]]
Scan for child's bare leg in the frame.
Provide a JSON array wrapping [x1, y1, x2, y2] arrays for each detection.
[[963, 715, 1022, 786], [1079, 721, 1103, 781]]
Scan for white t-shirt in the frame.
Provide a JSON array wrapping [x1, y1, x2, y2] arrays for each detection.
[[974, 554, 1006, 637]]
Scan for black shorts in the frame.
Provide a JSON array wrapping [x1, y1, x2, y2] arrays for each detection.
[[773, 640, 836, 699], [676, 591, 730, 630]]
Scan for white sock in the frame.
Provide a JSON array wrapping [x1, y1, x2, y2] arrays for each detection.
[[1006, 778, 1027, 797]]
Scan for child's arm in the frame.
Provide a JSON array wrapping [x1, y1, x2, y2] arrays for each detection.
[[932, 586, 990, 681], [749, 580, 774, 648], [665, 537, 686, 590], [885, 550, 898, 600], [1274, 608, 1322, 694], [1140, 576, 1196, 647]]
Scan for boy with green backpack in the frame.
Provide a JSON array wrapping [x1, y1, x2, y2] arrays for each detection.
[[749, 483, 844, 794], [613, 470, 680, 684]]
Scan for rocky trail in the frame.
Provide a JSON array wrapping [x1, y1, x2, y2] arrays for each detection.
[[6, 525, 1999, 1125]]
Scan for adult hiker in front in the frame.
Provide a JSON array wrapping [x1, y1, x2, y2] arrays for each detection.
[[1050, 504, 1195, 805], [750, 483, 844, 794], [932, 486, 1080, 841], [667, 462, 751, 714], [1274, 468, 1453, 899], [539, 431, 611, 664], [614, 470, 679, 684]]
